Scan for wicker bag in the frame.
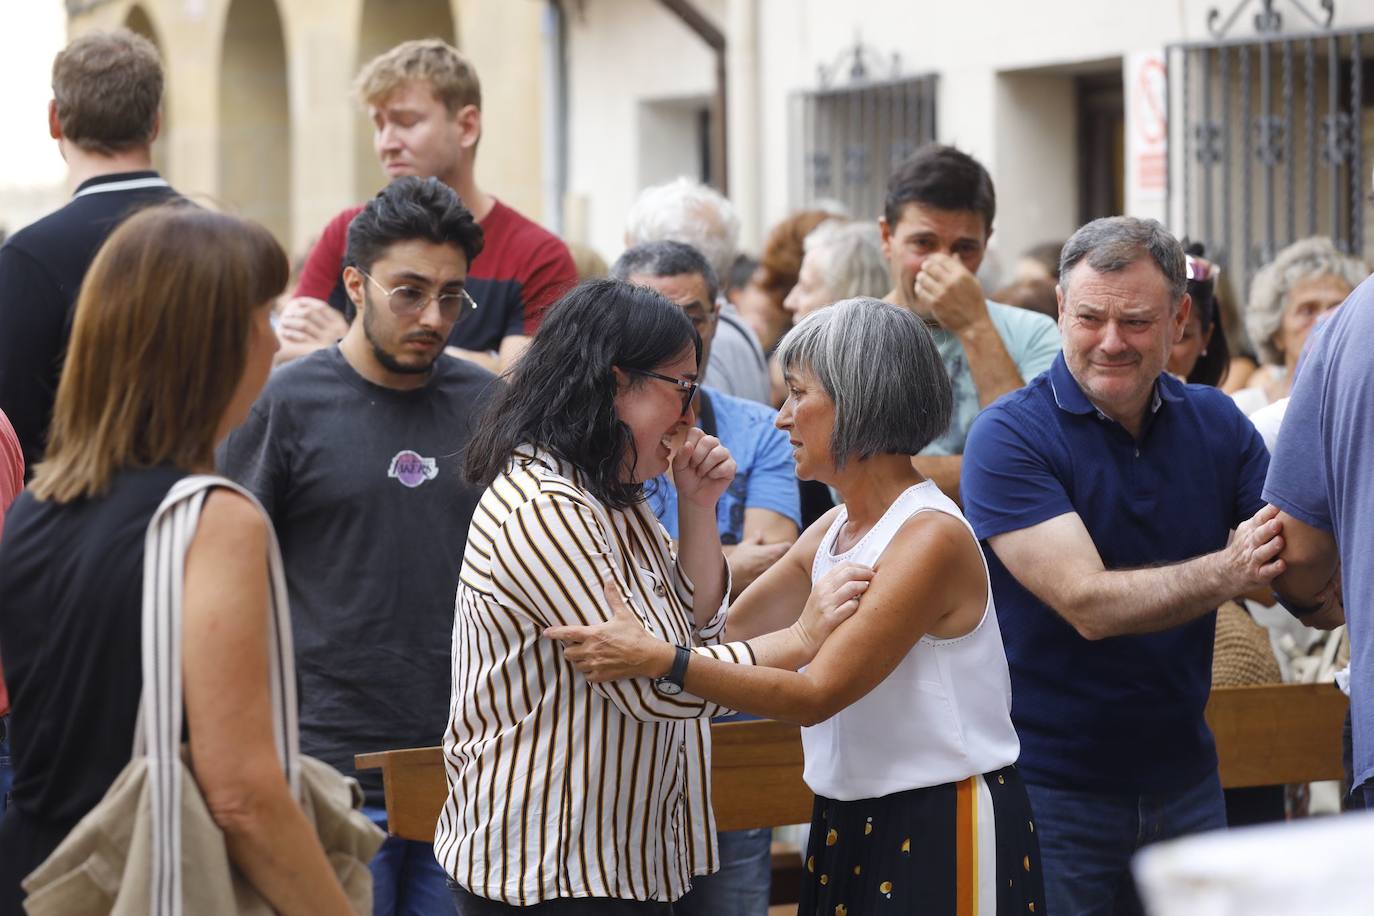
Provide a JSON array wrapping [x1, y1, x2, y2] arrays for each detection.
[[1212, 600, 1282, 688], [20, 476, 384, 915]]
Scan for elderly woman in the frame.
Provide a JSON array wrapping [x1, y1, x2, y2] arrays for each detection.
[[1234, 236, 1365, 413], [435, 279, 862, 915], [549, 297, 1044, 916], [0, 207, 357, 914], [738, 210, 838, 353], [783, 220, 891, 321]]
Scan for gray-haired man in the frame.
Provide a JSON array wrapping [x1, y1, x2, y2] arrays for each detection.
[[962, 217, 1286, 914], [625, 179, 771, 404]]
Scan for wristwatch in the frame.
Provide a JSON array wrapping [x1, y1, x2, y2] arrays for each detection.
[[654, 645, 692, 696]]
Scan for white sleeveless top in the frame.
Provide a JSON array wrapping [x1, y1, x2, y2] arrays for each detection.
[[802, 481, 1020, 801]]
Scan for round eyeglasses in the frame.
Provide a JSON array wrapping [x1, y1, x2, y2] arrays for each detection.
[[361, 269, 477, 320]]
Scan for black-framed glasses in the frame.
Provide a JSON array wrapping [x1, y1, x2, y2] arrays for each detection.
[[627, 367, 698, 415], [360, 269, 477, 319]]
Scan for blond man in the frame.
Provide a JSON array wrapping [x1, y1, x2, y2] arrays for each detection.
[[288, 39, 576, 371]]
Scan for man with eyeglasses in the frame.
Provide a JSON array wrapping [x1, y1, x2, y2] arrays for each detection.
[[220, 177, 497, 916], [611, 240, 800, 916]]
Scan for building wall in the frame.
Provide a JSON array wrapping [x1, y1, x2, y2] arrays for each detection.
[[563, 0, 721, 257], [66, 0, 549, 258], [565, 0, 1374, 274]]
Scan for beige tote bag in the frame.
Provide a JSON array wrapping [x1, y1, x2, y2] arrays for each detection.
[[20, 476, 385, 915]]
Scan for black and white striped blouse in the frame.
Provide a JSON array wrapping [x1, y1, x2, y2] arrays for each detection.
[[435, 447, 754, 905]]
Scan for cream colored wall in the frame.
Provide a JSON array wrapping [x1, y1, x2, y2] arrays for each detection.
[[563, 0, 720, 264], [67, 0, 551, 257], [563, 0, 1374, 265]]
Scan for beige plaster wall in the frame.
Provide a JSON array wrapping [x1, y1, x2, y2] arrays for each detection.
[[68, 0, 551, 257]]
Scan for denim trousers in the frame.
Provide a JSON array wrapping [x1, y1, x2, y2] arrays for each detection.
[[1025, 770, 1226, 916], [672, 827, 772, 916], [362, 805, 457, 916], [0, 716, 11, 814]]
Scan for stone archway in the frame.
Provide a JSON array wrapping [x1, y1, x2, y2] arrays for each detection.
[[124, 3, 170, 177], [352, 0, 456, 203], [218, 0, 291, 245]]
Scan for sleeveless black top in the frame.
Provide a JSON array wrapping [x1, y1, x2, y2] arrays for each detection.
[[0, 465, 188, 912]]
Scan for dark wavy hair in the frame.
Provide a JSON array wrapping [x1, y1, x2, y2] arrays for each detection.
[[344, 176, 484, 320], [464, 278, 700, 509], [1183, 241, 1231, 387]]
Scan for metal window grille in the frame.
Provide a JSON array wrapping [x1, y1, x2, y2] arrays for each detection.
[[1167, 27, 1372, 300], [790, 73, 938, 220]]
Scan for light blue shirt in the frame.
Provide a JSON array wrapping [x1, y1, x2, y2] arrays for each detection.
[[1264, 279, 1374, 792], [647, 388, 800, 543], [921, 301, 1061, 457]]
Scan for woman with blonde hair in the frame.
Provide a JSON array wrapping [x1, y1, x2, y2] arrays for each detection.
[[0, 206, 357, 914]]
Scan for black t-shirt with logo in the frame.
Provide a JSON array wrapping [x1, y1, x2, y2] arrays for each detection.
[[218, 346, 499, 806]]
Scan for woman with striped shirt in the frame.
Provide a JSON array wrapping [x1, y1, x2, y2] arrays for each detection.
[[549, 298, 1046, 916], [437, 279, 867, 914]]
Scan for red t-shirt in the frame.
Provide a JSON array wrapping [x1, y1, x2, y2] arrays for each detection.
[[0, 408, 24, 714], [295, 198, 577, 351]]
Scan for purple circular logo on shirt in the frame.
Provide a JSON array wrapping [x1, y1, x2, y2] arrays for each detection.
[[387, 450, 439, 488]]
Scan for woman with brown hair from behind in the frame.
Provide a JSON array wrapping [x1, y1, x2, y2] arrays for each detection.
[[0, 205, 355, 914]]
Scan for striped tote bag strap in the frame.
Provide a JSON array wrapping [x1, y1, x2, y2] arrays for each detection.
[[135, 474, 300, 916]]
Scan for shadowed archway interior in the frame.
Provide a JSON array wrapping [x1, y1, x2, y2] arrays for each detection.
[[124, 3, 170, 178], [219, 0, 292, 247]]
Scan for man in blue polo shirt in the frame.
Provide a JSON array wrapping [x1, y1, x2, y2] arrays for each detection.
[[611, 239, 800, 916], [962, 217, 1286, 915]]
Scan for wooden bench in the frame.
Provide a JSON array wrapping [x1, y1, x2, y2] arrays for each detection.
[[357, 683, 1348, 902]]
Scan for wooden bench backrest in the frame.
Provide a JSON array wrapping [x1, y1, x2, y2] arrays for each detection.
[[357, 683, 1348, 843]]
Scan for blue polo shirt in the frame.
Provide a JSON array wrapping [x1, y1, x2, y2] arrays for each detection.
[[961, 353, 1268, 794]]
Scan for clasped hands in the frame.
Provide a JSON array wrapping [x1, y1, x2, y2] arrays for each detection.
[[1228, 504, 1343, 630], [544, 561, 874, 684]]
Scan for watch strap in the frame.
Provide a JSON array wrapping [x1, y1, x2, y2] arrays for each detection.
[[665, 644, 691, 688]]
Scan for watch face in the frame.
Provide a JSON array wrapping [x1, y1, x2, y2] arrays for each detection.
[[655, 678, 684, 696]]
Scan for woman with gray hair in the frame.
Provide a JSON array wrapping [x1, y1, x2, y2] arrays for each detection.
[[783, 220, 890, 320], [547, 297, 1043, 915], [1234, 236, 1366, 413]]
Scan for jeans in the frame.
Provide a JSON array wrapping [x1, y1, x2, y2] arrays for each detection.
[[672, 827, 771, 916], [1025, 770, 1226, 916], [0, 716, 11, 814], [363, 806, 456, 916]]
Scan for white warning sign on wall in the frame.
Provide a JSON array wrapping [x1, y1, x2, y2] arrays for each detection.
[[1126, 50, 1168, 219]]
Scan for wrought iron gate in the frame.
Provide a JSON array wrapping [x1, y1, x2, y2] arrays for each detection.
[[789, 42, 937, 220], [1167, 18, 1372, 299]]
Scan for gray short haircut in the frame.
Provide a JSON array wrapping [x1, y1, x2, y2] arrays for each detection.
[[775, 298, 952, 467], [609, 240, 720, 304], [1059, 216, 1187, 303], [624, 177, 739, 282], [804, 221, 890, 302], [1245, 236, 1367, 364]]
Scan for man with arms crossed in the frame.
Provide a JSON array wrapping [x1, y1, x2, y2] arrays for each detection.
[[285, 39, 575, 371], [962, 217, 1287, 915], [221, 177, 497, 915], [879, 144, 1060, 504]]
